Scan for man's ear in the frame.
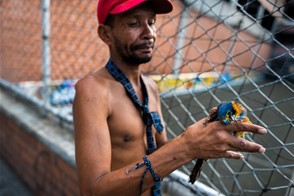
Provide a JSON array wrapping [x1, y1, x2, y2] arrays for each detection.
[[97, 25, 112, 45]]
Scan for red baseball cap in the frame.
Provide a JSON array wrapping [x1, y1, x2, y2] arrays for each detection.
[[97, 0, 173, 25]]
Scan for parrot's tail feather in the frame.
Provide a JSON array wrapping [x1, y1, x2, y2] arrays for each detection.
[[189, 159, 204, 184]]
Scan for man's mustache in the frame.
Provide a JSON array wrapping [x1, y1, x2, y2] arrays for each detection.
[[131, 40, 154, 50]]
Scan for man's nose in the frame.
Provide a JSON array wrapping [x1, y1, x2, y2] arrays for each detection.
[[141, 24, 155, 40]]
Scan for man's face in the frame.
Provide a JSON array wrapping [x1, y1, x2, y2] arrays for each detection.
[[108, 4, 157, 65]]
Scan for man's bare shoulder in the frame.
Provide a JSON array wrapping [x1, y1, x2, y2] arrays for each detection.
[[73, 67, 115, 114], [75, 67, 112, 95], [141, 74, 160, 97]]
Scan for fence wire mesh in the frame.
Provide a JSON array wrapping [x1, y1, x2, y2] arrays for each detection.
[[0, 0, 293, 195]]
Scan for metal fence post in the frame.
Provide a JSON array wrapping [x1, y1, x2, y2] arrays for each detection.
[[173, 4, 188, 75], [42, 0, 51, 108]]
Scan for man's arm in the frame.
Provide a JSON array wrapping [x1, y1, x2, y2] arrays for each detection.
[[73, 75, 113, 195]]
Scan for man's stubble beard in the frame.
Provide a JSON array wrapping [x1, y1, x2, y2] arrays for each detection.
[[114, 37, 153, 65]]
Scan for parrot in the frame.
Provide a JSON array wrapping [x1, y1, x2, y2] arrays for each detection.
[[189, 101, 252, 184]]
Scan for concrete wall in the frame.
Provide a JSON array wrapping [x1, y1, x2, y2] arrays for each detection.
[[0, 87, 79, 195]]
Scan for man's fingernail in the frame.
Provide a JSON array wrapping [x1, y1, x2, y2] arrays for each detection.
[[259, 147, 266, 153], [259, 128, 267, 134]]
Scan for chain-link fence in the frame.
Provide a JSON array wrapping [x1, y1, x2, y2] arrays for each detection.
[[1, 0, 293, 195]]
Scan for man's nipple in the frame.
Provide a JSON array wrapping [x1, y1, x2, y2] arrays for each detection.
[[123, 135, 134, 142]]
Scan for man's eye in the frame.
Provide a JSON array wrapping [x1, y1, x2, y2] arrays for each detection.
[[128, 22, 138, 27]]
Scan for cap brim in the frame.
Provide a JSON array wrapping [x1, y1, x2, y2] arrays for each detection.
[[110, 0, 173, 15]]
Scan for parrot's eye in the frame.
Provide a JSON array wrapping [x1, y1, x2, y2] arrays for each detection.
[[227, 111, 232, 117]]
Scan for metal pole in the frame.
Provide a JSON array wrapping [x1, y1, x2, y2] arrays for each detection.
[[173, 5, 188, 75], [42, 0, 51, 108]]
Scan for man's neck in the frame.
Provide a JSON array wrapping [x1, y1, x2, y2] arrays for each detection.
[[110, 58, 142, 86]]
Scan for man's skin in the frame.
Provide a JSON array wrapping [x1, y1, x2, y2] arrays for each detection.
[[73, 3, 267, 196]]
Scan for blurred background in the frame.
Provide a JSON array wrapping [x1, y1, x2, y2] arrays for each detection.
[[0, 0, 293, 195]]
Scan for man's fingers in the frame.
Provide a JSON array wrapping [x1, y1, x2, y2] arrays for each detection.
[[225, 151, 244, 160], [229, 137, 266, 153], [225, 122, 267, 135]]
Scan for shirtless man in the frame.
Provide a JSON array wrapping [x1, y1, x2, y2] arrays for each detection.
[[73, 0, 267, 195]]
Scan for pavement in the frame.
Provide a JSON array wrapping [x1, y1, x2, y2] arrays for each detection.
[[0, 158, 32, 196]]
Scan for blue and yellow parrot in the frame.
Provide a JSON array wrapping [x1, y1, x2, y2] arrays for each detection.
[[189, 101, 252, 184]]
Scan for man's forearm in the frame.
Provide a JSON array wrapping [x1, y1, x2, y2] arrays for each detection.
[[80, 133, 190, 196]]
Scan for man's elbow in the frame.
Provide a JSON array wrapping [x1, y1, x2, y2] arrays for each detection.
[[79, 180, 108, 196], [79, 182, 98, 196]]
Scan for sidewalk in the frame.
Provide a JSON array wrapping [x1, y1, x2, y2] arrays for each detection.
[[0, 158, 32, 196]]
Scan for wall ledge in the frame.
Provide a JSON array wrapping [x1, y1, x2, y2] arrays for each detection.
[[0, 87, 75, 167]]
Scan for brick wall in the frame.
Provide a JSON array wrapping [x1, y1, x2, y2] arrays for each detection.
[[0, 0, 271, 83], [0, 88, 79, 196]]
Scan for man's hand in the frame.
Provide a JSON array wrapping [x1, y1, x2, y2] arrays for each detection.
[[183, 101, 267, 183], [185, 118, 266, 158]]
